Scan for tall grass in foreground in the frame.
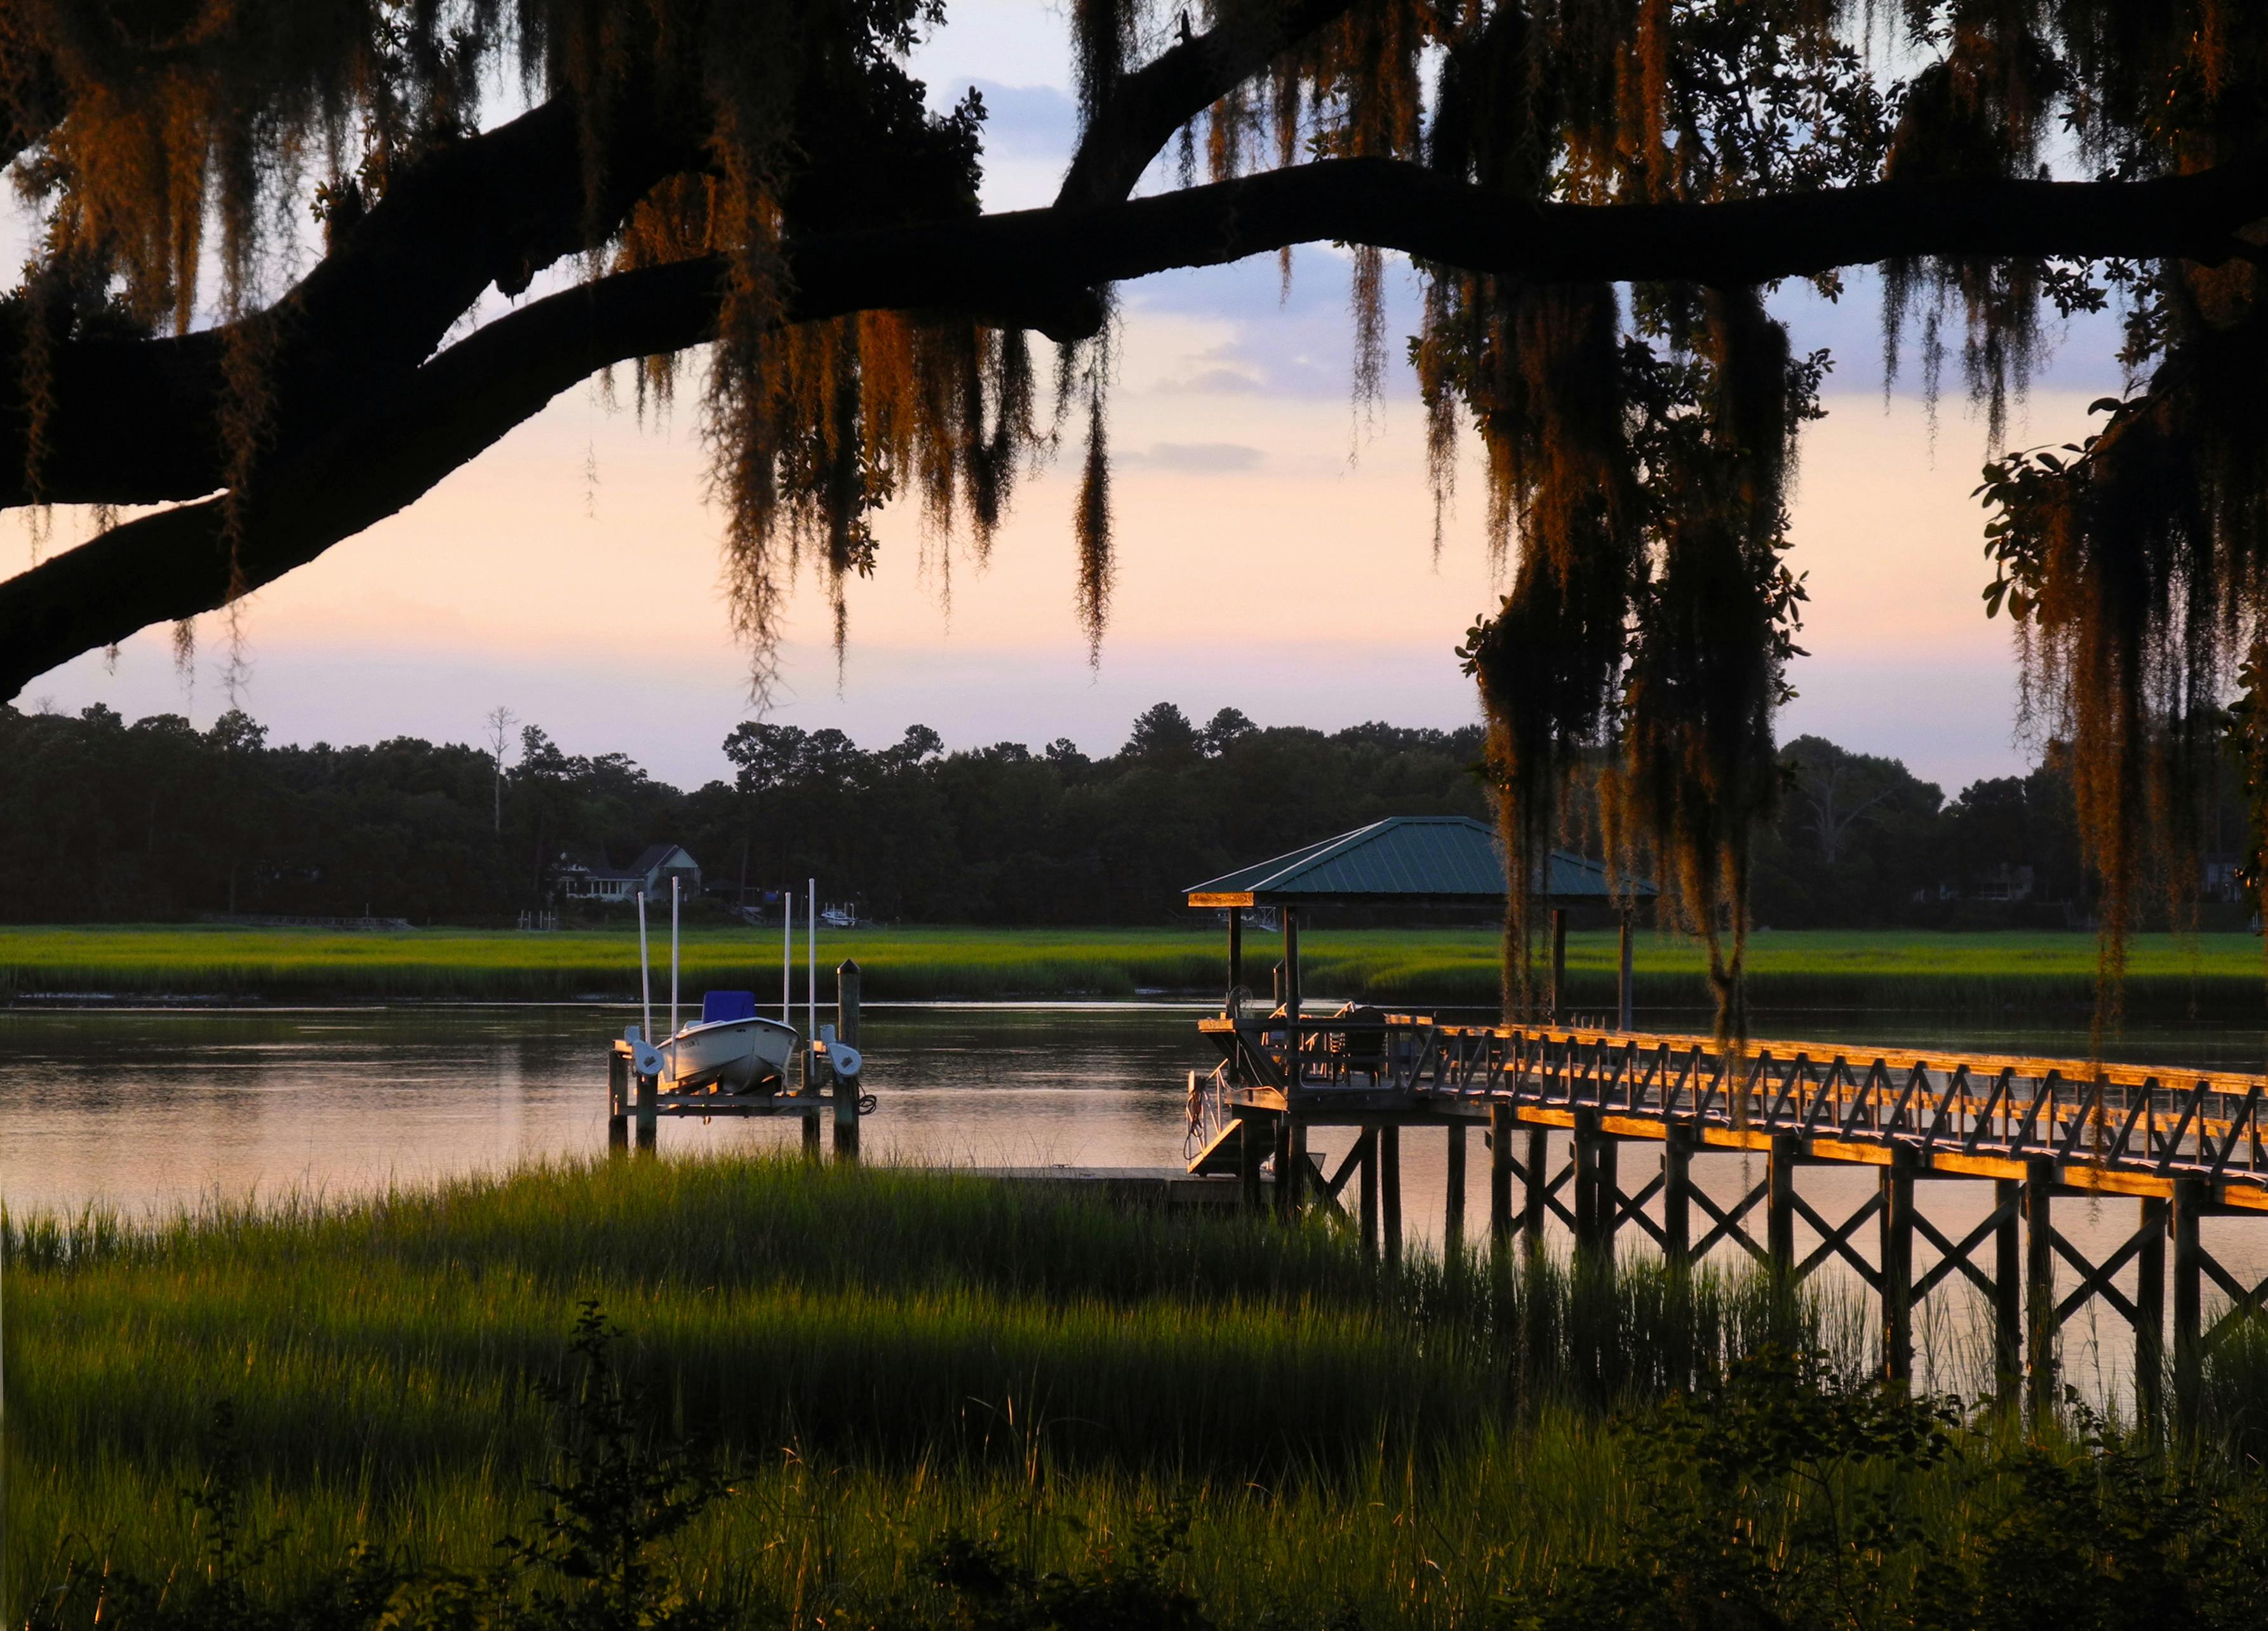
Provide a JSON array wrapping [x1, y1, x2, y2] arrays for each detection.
[[8, 1157, 2266, 1628]]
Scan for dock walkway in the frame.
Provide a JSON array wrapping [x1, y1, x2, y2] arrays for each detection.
[[1191, 1014, 2268, 1423]]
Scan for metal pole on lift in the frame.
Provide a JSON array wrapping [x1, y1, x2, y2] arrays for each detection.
[[807, 878, 817, 1042], [782, 882, 793, 1024], [636, 889, 653, 1041], [669, 875, 680, 1040]]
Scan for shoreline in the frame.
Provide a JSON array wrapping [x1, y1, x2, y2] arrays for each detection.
[[4, 922, 2267, 1016]]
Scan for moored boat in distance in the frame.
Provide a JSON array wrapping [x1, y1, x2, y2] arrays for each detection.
[[651, 990, 798, 1093]]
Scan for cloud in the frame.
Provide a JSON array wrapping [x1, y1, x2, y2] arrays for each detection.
[[1121, 441, 1266, 473], [1155, 366, 1268, 395]]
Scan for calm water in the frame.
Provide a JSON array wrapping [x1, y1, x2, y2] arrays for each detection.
[[4, 1002, 2262, 1396]]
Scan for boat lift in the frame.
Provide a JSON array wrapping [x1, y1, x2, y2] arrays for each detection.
[[608, 875, 872, 1160]]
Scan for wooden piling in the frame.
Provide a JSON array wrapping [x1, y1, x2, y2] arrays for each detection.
[[1573, 1110, 1601, 1249], [1226, 911, 1243, 993], [1994, 1178, 2023, 1402], [634, 1062, 657, 1153], [1381, 1124, 1402, 1269], [607, 1048, 629, 1151], [2136, 1195, 2167, 1433], [2172, 1176, 2204, 1434], [1766, 1134, 1797, 1273], [1286, 1115, 1309, 1216], [1444, 1122, 1468, 1263], [1275, 1115, 1296, 1219], [1595, 1133, 1620, 1251], [1523, 1127, 1548, 1248], [1661, 1128, 1692, 1263], [1489, 1104, 1513, 1251], [1880, 1148, 1916, 1385], [1358, 1128, 1380, 1259], [2024, 1158, 2057, 1421]]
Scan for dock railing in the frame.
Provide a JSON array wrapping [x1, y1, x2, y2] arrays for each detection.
[[1196, 1010, 2268, 1423]]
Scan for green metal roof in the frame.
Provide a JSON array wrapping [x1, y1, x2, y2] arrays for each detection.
[[1183, 816, 1656, 907]]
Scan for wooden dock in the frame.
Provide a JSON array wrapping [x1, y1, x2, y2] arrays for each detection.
[[1191, 1012, 2268, 1424]]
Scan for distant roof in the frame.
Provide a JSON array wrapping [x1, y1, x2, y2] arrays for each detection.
[[1183, 816, 1655, 908], [627, 843, 695, 875]]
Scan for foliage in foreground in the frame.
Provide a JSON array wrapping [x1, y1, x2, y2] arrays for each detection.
[[11, 1157, 2268, 1630], [25, 1330, 2268, 1631]]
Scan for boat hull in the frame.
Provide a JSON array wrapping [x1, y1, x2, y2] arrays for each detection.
[[659, 1016, 799, 1093]]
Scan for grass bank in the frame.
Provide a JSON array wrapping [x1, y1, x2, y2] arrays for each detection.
[[3, 922, 2267, 1014], [8, 1156, 2265, 1630]]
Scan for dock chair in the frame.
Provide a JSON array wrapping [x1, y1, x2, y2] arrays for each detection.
[[1328, 1003, 1388, 1085]]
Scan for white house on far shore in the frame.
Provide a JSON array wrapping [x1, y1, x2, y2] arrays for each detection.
[[555, 844, 702, 902]]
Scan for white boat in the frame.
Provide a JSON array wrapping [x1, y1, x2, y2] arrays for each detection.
[[654, 993, 798, 1093]]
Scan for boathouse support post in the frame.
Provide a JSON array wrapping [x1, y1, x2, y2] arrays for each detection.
[[1274, 1115, 1295, 1219], [1661, 1128, 1692, 1263], [1616, 911, 1634, 1031], [1489, 1104, 1514, 1251], [1381, 1124, 1403, 1269], [1550, 908, 1568, 1021], [1994, 1178, 2023, 1402], [1880, 1148, 1916, 1385], [2136, 1195, 2168, 1434], [1285, 1115, 1309, 1217], [1239, 1114, 1265, 1211], [1227, 910, 1243, 995], [1358, 1128, 1380, 1259], [1444, 1122, 1468, 1263], [2172, 1177, 2205, 1434], [1766, 1134, 1797, 1277], [834, 960, 862, 1163], [2024, 1158, 2057, 1422]]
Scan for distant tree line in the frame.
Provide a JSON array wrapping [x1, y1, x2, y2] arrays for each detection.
[[0, 703, 2238, 927]]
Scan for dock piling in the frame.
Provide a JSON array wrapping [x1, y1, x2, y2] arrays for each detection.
[[2137, 1195, 2167, 1432], [634, 1064, 657, 1153], [1488, 1104, 1513, 1251], [1994, 1178, 2022, 1401], [607, 1049, 629, 1150], [2024, 1157, 2058, 1421], [1357, 1128, 1379, 1259], [1381, 1124, 1402, 1268], [2173, 1177, 2204, 1433], [1881, 1149, 1915, 1383], [1766, 1134, 1797, 1273], [1662, 1129, 1692, 1262], [1444, 1122, 1468, 1262]]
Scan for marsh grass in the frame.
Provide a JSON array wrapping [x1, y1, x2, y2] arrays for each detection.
[[6, 1154, 1842, 1620], [6, 923, 2265, 1012], [9, 1157, 2265, 1629]]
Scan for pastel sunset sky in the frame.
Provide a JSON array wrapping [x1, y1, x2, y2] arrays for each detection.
[[10, 4, 2124, 796]]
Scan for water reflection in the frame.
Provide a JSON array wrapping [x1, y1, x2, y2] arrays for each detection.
[[4, 1002, 2262, 1402]]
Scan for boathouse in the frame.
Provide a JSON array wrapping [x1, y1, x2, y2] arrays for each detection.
[[1183, 814, 1653, 1023]]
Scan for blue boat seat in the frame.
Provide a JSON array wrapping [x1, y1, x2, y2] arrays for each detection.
[[701, 990, 758, 1024]]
